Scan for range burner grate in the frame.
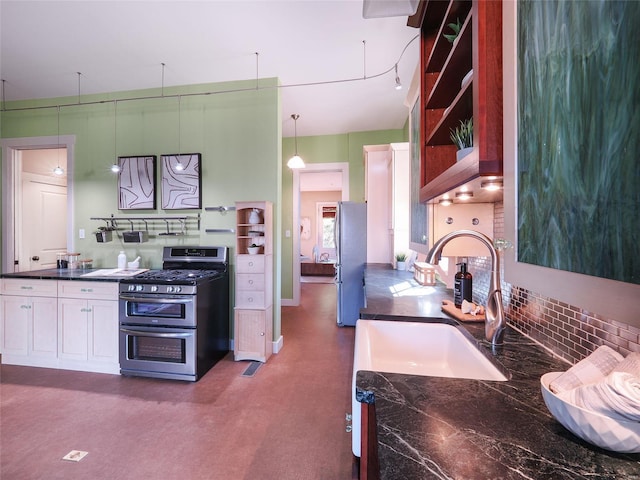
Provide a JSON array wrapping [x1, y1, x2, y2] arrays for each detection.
[[132, 269, 223, 282]]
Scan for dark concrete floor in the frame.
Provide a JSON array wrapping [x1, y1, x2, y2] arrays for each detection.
[[0, 283, 356, 480]]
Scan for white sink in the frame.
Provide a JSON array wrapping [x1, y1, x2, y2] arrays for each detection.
[[351, 319, 507, 457]]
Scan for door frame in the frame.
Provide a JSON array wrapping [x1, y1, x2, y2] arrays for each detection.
[[289, 162, 349, 306], [1, 135, 76, 273]]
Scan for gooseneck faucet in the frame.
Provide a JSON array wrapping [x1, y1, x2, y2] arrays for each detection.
[[426, 230, 506, 345]]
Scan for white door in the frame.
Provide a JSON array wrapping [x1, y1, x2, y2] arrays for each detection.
[[20, 172, 68, 271]]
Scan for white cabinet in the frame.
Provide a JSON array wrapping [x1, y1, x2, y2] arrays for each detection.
[[58, 281, 119, 373], [234, 201, 273, 362], [0, 278, 119, 374], [1, 279, 58, 364]]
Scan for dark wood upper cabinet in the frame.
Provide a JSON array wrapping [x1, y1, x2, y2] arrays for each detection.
[[413, 0, 503, 203]]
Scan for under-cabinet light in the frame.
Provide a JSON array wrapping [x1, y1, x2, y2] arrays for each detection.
[[455, 191, 473, 201]]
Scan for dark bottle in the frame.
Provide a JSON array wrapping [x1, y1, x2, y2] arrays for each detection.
[[454, 262, 473, 308]]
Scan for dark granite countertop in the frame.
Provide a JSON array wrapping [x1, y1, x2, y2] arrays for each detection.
[[1, 268, 128, 282], [358, 264, 640, 479]]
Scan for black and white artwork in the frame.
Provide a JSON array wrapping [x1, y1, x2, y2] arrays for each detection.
[[118, 155, 156, 210], [161, 153, 202, 209]]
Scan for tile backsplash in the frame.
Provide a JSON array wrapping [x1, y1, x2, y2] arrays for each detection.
[[467, 202, 640, 365]]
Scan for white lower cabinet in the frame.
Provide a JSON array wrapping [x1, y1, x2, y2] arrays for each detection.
[[1, 294, 57, 361], [57, 281, 119, 373], [1, 278, 119, 374], [1, 279, 58, 364]]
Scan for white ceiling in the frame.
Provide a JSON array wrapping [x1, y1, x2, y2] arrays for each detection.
[[0, 0, 420, 138]]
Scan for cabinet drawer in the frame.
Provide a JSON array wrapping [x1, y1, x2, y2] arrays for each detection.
[[57, 281, 118, 300], [2, 279, 58, 297], [236, 255, 265, 274], [235, 291, 266, 309], [236, 273, 265, 291]]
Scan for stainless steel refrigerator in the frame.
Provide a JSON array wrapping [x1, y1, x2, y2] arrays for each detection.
[[335, 201, 367, 327]]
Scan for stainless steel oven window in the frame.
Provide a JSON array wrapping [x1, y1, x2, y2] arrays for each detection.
[[128, 300, 185, 318], [128, 333, 186, 363]]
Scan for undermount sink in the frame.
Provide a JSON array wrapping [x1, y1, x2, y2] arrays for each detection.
[[351, 319, 508, 457]]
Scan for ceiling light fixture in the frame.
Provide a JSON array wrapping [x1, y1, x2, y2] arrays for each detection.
[[481, 180, 503, 191], [287, 114, 305, 169], [394, 64, 402, 90], [455, 191, 474, 201], [439, 198, 452, 206], [362, 0, 419, 18], [53, 106, 64, 176]]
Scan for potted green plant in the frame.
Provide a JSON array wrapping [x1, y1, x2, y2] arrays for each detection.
[[450, 118, 473, 162], [247, 243, 261, 255], [443, 18, 462, 44], [395, 252, 408, 271]]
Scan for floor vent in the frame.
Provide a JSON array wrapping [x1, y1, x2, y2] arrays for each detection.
[[241, 361, 262, 377], [62, 450, 89, 462]]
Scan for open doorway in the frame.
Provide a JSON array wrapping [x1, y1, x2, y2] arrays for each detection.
[[291, 163, 349, 305], [1, 136, 75, 273]]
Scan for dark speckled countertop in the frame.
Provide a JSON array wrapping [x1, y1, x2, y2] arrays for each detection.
[[2, 268, 131, 282], [358, 264, 640, 479]]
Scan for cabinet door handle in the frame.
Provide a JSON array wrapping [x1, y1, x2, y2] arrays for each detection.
[[260, 332, 265, 336], [81, 288, 93, 293], [248, 262, 254, 267], [248, 280, 254, 285], [21, 304, 32, 309], [20, 286, 33, 290]]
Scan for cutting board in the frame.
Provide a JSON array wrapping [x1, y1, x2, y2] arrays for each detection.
[[441, 299, 485, 323]]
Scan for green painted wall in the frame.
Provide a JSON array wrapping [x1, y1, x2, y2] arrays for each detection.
[[280, 128, 407, 300], [1, 78, 284, 341]]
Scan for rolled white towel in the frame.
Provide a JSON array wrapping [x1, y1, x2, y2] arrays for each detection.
[[559, 370, 640, 422], [550, 345, 623, 394], [613, 352, 640, 377]]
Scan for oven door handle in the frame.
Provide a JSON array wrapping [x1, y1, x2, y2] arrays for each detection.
[[120, 328, 193, 339], [119, 294, 193, 304]]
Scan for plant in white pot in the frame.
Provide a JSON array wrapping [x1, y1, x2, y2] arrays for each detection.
[[450, 118, 473, 162], [247, 243, 261, 255], [395, 253, 408, 271]]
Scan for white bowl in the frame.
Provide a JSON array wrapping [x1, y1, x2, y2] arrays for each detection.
[[541, 372, 640, 453]]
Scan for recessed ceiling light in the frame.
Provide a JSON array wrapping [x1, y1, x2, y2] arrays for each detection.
[[481, 180, 503, 191], [455, 191, 473, 200]]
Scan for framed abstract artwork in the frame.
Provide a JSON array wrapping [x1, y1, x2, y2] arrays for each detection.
[[161, 153, 202, 210], [118, 155, 157, 210]]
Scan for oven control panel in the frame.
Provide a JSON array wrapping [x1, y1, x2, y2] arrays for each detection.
[[121, 284, 196, 295]]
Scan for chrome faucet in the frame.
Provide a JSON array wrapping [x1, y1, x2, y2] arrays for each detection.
[[426, 230, 506, 345]]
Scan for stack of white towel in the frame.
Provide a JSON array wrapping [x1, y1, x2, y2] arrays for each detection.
[[549, 345, 640, 422]]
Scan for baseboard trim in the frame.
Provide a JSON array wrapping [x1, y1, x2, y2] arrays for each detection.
[[272, 335, 284, 354]]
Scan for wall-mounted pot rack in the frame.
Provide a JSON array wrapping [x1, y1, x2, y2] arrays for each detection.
[[91, 214, 201, 234]]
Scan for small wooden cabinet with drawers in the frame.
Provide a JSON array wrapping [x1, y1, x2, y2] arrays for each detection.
[[234, 201, 273, 362]]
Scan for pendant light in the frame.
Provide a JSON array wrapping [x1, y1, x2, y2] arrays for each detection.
[[111, 100, 121, 173], [394, 64, 402, 90], [53, 106, 65, 175], [175, 95, 184, 171], [287, 114, 305, 169]]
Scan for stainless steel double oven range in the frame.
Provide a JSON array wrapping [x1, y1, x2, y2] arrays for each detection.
[[119, 246, 230, 381]]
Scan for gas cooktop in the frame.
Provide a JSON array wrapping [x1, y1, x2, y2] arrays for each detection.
[[130, 269, 224, 283]]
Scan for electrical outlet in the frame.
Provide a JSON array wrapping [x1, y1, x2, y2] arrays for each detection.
[[79, 228, 85, 239]]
